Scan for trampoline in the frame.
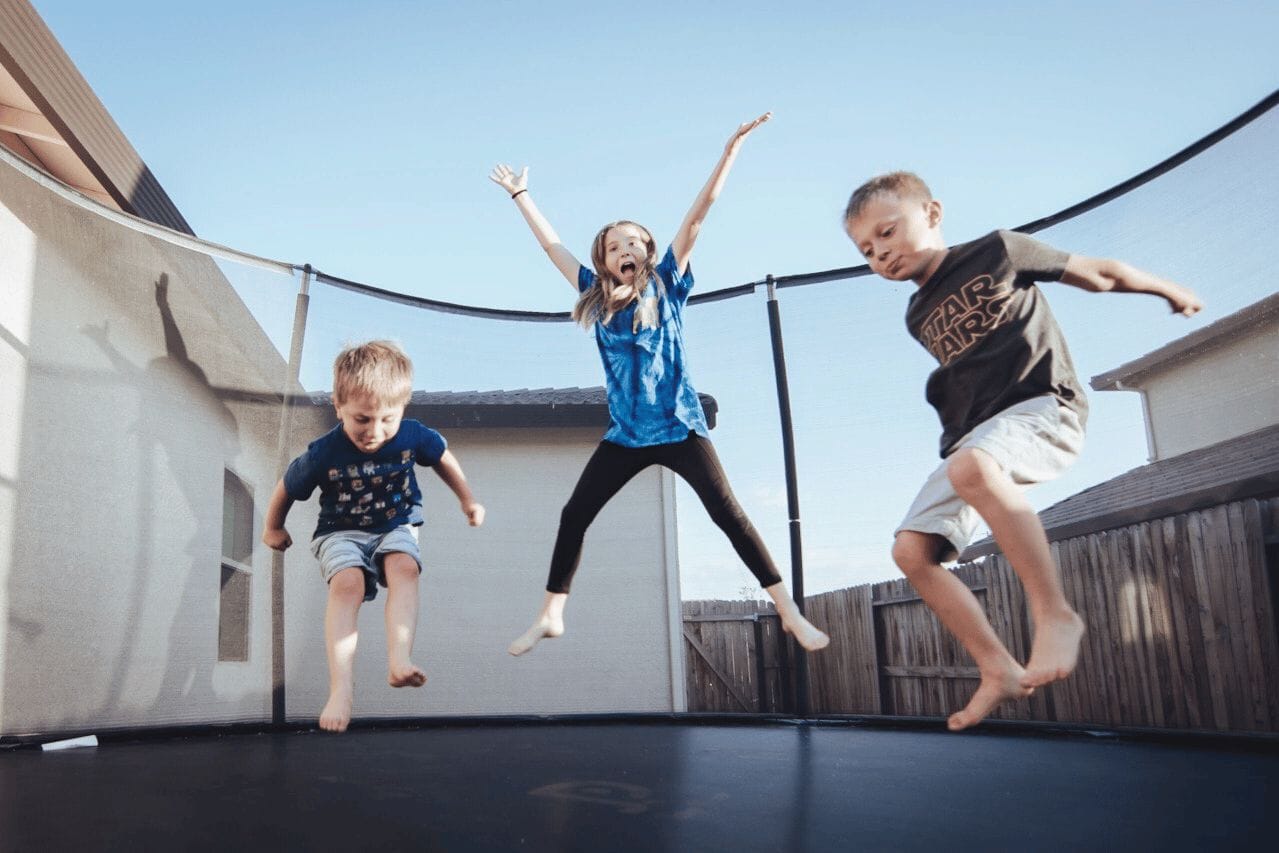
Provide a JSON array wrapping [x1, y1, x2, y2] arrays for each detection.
[[3, 715, 1277, 851], [2, 20, 1278, 853]]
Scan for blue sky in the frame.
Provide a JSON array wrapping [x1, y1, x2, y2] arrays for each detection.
[[31, 1, 1279, 599]]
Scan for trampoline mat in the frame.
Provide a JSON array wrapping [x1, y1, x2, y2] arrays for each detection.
[[2, 717, 1276, 852]]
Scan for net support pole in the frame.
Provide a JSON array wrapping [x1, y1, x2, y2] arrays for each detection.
[[271, 263, 312, 724], [765, 276, 810, 717]]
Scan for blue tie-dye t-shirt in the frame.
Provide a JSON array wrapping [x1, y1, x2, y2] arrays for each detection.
[[283, 419, 447, 537], [578, 245, 710, 447]]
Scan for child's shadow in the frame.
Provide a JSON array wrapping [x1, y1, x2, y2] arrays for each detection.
[[81, 273, 243, 719]]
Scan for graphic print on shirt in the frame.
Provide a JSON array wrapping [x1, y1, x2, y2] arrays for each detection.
[[917, 274, 1014, 366], [326, 451, 415, 527]]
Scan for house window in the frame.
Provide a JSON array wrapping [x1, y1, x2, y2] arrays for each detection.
[[219, 469, 253, 662]]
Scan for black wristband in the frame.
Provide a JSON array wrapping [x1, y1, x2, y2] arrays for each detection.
[[511, 189, 527, 200]]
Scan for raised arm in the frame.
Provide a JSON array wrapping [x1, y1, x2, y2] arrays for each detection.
[[1060, 255, 1203, 317], [489, 164, 581, 289], [432, 449, 486, 527], [671, 112, 771, 275]]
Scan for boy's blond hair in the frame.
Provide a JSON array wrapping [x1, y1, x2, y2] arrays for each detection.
[[332, 340, 413, 406], [843, 171, 933, 224]]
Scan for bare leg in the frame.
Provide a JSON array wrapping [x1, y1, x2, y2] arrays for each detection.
[[383, 553, 427, 688], [508, 591, 568, 656], [764, 582, 829, 652], [893, 531, 1032, 731], [321, 568, 365, 732], [947, 449, 1085, 689]]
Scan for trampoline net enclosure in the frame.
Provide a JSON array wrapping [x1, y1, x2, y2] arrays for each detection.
[[0, 94, 1276, 739]]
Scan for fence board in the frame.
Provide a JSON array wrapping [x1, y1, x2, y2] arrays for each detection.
[[684, 498, 1277, 732]]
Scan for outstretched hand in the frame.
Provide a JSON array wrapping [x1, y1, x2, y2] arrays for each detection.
[[725, 112, 772, 152], [1166, 284, 1204, 317], [489, 164, 528, 197]]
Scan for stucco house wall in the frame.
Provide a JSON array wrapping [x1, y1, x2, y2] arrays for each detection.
[[279, 416, 686, 720], [0, 149, 286, 735], [1093, 294, 1278, 462], [0, 147, 686, 737]]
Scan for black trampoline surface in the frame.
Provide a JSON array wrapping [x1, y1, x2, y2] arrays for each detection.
[[2, 716, 1276, 852]]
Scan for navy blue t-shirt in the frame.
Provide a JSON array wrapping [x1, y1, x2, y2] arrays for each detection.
[[283, 419, 447, 538]]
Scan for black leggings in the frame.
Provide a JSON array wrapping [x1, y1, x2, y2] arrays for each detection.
[[545, 432, 783, 593]]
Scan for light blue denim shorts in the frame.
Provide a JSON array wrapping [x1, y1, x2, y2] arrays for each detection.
[[309, 524, 423, 602], [897, 395, 1085, 562]]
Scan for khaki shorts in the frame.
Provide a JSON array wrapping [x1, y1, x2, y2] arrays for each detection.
[[896, 395, 1084, 562]]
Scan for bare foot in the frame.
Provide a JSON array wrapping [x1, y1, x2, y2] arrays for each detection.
[[947, 666, 1033, 731], [319, 690, 353, 733], [388, 662, 427, 688], [508, 616, 564, 656], [1022, 609, 1086, 688], [782, 616, 830, 652]]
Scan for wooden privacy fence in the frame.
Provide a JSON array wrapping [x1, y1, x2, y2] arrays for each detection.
[[683, 498, 1279, 733]]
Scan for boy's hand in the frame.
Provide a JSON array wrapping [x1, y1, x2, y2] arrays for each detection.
[[1166, 284, 1203, 317], [725, 112, 771, 153], [489, 164, 528, 197], [263, 527, 292, 552], [463, 502, 486, 527]]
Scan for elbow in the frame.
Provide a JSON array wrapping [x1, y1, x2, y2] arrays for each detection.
[[1081, 259, 1126, 293]]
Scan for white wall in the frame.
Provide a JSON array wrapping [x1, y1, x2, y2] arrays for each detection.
[[1143, 326, 1278, 459], [280, 421, 686, 721], [0, 153, 288, 736], [0, 151, 685, 737]]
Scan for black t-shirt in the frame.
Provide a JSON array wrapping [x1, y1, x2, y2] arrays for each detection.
[[905, 230, 1088, 457]]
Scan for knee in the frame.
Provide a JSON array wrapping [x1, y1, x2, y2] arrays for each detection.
[[891, 533, 937, 579], [558, 502, 591, 536], [945, 448, 999, 500], [382, 553, 419, 585], [328, 568, 366, 600], [707, 496, 750, 530]]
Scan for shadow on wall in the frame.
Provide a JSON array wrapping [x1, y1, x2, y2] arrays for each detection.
[[79, 273, 242, 720], [4, 260, 248, 733]]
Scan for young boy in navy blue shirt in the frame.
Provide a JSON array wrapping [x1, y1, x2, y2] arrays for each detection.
[[844, 172, 1201, 730], [263, 340, 484, 732]]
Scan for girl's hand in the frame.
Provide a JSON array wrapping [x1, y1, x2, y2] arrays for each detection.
[[463, 502, 486, 527], [489, 164, 528, 197], [725, 112, 772, 152]]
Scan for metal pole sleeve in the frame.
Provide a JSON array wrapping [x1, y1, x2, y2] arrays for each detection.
[[765, 276, 811, 717], [271, 263, 312, 724]]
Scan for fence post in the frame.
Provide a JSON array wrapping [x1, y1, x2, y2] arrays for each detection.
[[765, 276, 810, 717], [271, 263, 312, 724]]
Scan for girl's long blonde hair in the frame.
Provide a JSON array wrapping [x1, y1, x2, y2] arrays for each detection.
[[572, 220, 666, 331]]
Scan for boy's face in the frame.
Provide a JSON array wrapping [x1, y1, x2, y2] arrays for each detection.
[[334, 392, 405, 454], [846, 192, 945, 284], [602, 223, 652, 285]]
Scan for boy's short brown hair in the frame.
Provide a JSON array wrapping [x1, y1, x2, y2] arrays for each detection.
[[843, 171, 933, 224], [332, 340, 413, 406]]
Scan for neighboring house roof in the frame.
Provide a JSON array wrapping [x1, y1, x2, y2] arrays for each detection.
[[308, 387, 720, 430], [1092, 292, 1279, 391], [0, 0, 191, 232], [962, 423, 1279, 560]]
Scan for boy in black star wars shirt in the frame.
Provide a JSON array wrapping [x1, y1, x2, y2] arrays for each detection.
[[844, 172, 1201, 731]]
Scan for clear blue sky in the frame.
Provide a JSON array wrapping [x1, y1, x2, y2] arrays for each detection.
[[32, 1, 1279, 599]]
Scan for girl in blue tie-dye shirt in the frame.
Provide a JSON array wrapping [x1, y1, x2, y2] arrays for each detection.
[[490, 113, 829, 657]]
